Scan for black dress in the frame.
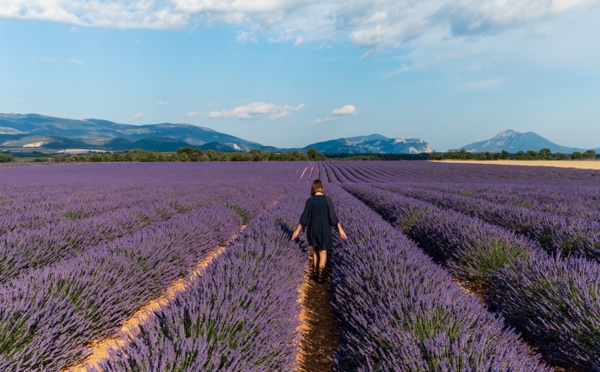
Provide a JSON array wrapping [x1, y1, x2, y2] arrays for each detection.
[[299, 195, 339, 250]]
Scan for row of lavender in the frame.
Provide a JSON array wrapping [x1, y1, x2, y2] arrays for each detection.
[[377, 183, 600, 261], [1, 187, 197, 283], [95, 188, 308, 371], [0, 183, 281, 285], [0, 185, 157, 234], [416, 182, 600, 218], [424, 183, 600, 221], [0, 161, 301, 234], [342, 183, 600, 370], [0, 163, 290, 370], [322, 160, 600, 185], [323, 183, 547, 370]]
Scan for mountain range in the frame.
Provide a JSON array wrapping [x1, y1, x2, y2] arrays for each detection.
[[304, 134, 434, 154], [0, 113, 597, 154], [0, 113, 435, 154], [0, 114, 262, 152]]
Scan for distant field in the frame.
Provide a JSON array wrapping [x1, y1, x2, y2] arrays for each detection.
[[436, 159, 600, 170]]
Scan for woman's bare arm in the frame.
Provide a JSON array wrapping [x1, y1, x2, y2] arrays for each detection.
[[338, 223, 347, 240], [291, 224, 302, 241]]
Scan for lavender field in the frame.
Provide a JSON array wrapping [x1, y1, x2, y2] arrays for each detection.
[[1, 161, 599, 371]]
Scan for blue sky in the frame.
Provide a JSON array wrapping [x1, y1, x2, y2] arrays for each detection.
[[1, 0, 600, 151]]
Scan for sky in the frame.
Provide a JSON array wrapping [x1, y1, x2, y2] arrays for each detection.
[[1, 0, 600, 151]]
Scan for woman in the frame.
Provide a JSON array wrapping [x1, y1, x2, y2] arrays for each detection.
[[292, 179, 347, 283]]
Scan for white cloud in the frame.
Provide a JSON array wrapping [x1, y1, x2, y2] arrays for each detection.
[[1, 0, 598, 53], [331, 104, 357, 115], [134, 112, 144, 119], [66, 58, 83, 64], [0, 0, 189, 29], [188, 111, 202, 117], [208, 102, 305, 120], [313, 104, 357, 123], [156, 101, 169, 106]]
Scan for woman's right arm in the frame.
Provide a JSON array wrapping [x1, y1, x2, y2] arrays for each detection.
[[291, 224, 303, 241], [293, 199, 311, 241]]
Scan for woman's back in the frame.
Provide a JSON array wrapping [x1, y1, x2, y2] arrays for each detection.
[[300, 195, 339, 250]]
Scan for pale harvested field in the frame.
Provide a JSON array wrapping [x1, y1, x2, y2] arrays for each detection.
[[435, 160, 600, 170]]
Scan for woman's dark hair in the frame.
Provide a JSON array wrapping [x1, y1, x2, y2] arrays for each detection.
[[311, 179, 324, 196]]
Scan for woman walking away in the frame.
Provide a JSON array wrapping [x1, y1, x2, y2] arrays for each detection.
[[292, 179, 347, 283]]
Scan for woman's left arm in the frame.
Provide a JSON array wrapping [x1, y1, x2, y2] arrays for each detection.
[[337, 223, 347, 240]]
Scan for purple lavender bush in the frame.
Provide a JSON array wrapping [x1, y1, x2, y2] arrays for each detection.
[[325, 185, 547, 371], [0, 205, 244, 370], [487, 252, 600, 370], [343, 184, 540, 283], [94, 190, 307, 371], [379, 184, 600, 261]]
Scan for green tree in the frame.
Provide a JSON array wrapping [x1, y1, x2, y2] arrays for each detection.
[[88, 154, 103, 162], [111, 153, 124, 162], [572, 151, 583, 160], [526, 150, 539, 160], [513, 151, 527, 160], [0, 153, 15, 162], [583, 149, 597, 160], [247, 149, 267, 161], [176, 147, 205, 161], [539, 148, 553, 160], [428, 153, 444, 160], [126, 149, 154, 162], [176, 147, 193, 161], [307, 148, 326, 161]]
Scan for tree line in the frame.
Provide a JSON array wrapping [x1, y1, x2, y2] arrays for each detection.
[[1, 148, 328, 163], [2, 147, 598, 163], [428, 148, 598, 161]]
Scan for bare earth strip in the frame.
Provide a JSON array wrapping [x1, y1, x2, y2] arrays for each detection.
[[297, 264, 337, 372], [65, 240, 234, 372], [435, 160, 600, 170]]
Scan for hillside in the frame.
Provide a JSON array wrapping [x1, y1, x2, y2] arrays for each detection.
[[460, 130, 589, 153]]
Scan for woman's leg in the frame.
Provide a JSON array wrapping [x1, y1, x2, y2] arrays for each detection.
[[316, 249, 327, 282], [319, 250, 327, 274], [312, 247, 319, 277]]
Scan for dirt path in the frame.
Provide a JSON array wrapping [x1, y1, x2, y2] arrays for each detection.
[[65, 236, 240, 371], [297, 263, 337, 372], [299, 167, 308, 180]]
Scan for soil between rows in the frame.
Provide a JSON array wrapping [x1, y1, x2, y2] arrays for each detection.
[[298, 264, 338, 372]]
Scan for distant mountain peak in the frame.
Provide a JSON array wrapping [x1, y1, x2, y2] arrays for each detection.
[[496, 129, 518, 138], [461, 129, 586, 153]]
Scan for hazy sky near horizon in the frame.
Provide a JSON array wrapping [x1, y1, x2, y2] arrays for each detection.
[[1, 0, 600, 151]]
